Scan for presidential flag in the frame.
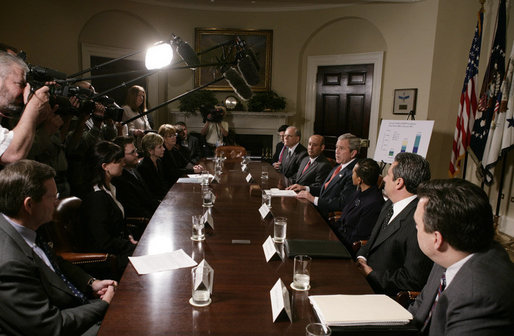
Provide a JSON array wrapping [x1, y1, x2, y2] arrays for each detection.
[[482, 44, 514, 184], [469, 0, 506, 176], [449, 7, 483, 177]]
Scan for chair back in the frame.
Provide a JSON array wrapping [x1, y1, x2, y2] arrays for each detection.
[[47, 196, 82, 253], [215, 145, 247, 160]]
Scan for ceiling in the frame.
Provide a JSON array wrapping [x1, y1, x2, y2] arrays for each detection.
[[130, 0, 423, 12]]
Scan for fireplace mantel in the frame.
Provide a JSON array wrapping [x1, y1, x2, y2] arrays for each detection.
[[169, 110, 294, 145]]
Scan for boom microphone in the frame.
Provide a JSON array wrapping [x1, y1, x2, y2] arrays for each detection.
[[223, 67, 253, 101], [237, 53, 260, 86], [172, 34, 200, 70]]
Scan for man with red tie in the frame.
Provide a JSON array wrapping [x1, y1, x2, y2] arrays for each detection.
[[296, 133, 360, 219], [287, 135, 331, 192]]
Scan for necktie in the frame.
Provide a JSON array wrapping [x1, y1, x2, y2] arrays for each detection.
[[278, 146, 285, 163], [301, 160, 311, 175], [382, 205, 394, 228], [324, 165, 342, 189], [422, 272, 446, 332], [36, 235, 88, 304]]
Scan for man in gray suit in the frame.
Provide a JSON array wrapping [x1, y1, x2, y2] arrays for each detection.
[[409, 179, 514, 335], [273, 126, 307, 179], [0, 160, 116, 335], [287, 134, 331, 191], [356, 152, 432, 296]]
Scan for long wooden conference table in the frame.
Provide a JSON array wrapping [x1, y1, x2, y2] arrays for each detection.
[[98, 159, 412, 335]]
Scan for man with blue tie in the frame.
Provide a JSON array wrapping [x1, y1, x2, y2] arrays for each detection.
[[356, 152, 432, 297], [0, 160, 116, 335], [296, 133, 360, 219], [409, 179, 514, 335]]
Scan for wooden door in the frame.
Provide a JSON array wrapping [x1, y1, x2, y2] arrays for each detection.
[[314, 64, 373, 158]]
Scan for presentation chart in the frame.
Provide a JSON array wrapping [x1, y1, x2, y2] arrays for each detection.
[[374, 120, 434, 164]]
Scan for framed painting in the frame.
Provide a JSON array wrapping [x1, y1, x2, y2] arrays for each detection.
[[194, 28, 273, 92], [393, 88, 417, 115]]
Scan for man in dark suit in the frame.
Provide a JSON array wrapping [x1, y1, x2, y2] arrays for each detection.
[[409, 179, 514, 335], [112, 136, 159, 218], [273, 126, 307, 179], [0, 160, 116, 336], [271, 124, 288, 164], [175, 121, 202, 164], [296, 133, 360, 219], [356, 152, 432, 296], [286, 134, 331, 191]]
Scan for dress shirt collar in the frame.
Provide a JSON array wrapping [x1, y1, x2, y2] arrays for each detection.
[[94, 183, 125, 217], [309, 156, 319, 164], [2, 213, 36, 247], [390, 194, 417, 223], [445, 253, 474, 289], [288, 142, 299, 154], [341, 158, 356, 171]]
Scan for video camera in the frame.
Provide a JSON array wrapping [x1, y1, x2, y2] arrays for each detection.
[[201, 105, 225, 123], [26, 65, 124, 122]]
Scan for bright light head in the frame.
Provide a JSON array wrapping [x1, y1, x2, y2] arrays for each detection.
[[145, 42, 173, 70]]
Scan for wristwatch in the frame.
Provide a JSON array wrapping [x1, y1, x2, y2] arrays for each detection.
[[87, 277, 97, 288]]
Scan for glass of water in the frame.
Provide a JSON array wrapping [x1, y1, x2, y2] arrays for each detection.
[[292, 255, 312, 291], [190, 264, 213, 307], [202, 188, 214, 208], [191, 215, 205, 241], [261, 166, 269, 182], [273, 217, 287, 243], [305, 323, 331, 336], [262, 192, 272, 208]]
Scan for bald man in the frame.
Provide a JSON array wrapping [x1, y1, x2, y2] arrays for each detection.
[[287, 135, 331, 191]]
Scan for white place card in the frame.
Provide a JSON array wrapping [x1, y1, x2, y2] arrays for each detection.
[[193, 259, 213, 290], [246, 173, 253, 183], [201, 210, 214, 229], [241, 164, 247, 171], [262, 236, 283, 262], [270, 278, 292, 322], [259, 203, 271, 219]]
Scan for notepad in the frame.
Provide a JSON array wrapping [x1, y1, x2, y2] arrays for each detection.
[[309, 294, 413, 326]]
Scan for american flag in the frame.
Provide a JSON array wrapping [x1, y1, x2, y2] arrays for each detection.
[[469, 0, 506, 174], [449, 8, 483, 177]]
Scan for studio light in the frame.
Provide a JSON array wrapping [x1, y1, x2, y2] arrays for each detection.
[[145, 42, 173, 70]]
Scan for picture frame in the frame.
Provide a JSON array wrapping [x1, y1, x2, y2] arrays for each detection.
[[393, 88, 417, 115], [194, 28, 273, 92]]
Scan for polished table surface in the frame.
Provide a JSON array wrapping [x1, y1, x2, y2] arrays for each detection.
[[98, 160, 375, 335]]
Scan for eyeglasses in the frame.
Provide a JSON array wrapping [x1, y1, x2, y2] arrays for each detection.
[[125, 149, 138, 156], [166, 133, 177, 138]]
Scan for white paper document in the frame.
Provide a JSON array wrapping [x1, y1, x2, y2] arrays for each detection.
[[266, 188, 297, 197], [177, 177, 201, 184], [308, 294, 413, 326], [129, 249, 198, 275]]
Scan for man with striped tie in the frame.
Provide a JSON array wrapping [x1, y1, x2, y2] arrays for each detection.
[[409, 179, 514, 335], [0, 160, 117, 336]]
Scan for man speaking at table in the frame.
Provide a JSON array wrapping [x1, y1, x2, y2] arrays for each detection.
[[409, 179, 514, 335], [296, 133, 360, 219], [272, 126, 307, 179], [0, 160, 116, 335]]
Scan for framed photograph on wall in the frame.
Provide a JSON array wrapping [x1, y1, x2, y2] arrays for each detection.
[[393, 88, 417, 115], [194, 28, 273, 92]]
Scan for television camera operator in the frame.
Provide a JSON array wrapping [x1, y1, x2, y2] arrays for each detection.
[[0, 51, 54, 165], [200, 105, 228, 157]]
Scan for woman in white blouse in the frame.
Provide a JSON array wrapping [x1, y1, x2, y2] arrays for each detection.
[[122, 85, 152, 148]]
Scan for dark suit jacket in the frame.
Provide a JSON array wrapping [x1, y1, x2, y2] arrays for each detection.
[[357, 198, 433, 296], [409, 242, 514, 335], [137, 156, 168, 200], [332, 185, 384, 255], [112, 168, 159, 219], [0, 215, 108, 335], [311, 159, 357, 219], [279, 144, 308, 179], [290, 155, 332, 190], [183, 135, 201, 164], [80, 188, 136, 277], [272, 142, 285, 163]]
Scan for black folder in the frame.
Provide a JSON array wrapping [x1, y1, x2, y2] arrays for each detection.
[[285, 239, 351, 259]]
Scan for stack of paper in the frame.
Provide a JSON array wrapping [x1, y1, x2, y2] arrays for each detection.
[[265, 188, 297, 197], [308, 294, 413, 326]]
